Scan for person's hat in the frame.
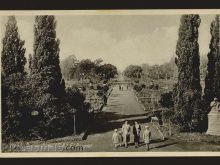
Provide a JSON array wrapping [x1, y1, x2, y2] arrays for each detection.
[[114, 129, 117, 132], [145, 126, 149, 128], [214, 97, 218, 101]]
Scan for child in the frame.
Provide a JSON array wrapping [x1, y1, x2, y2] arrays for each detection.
[[112, 129, 120, 148], [118, 130, 123, 147]]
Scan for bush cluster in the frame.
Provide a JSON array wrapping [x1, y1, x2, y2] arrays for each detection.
[[133, 83, 146, 92]]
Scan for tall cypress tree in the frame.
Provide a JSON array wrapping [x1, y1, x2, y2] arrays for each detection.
[[1, 16, 26, 76], [204, 15, 220, 105], [1, 16, 27, 141], [32, 16, 65, 98], [173, 15, 202, 131], [30, 16, 66, 138], [1, 16, 27, 116]]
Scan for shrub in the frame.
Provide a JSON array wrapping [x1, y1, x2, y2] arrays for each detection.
[[133, 84, 143, 92], [133, 83, 145, 92], [159, 91, 174, 108], [97, 85, 102, 90], [66, 86, 85, 109]]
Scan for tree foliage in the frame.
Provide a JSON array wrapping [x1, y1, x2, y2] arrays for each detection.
[[173, 15, 203, 131], [60, 55, 78, 80], [77, 59, 97, 79], [159, 91, 174, 108], [31, 15, 65, 98], [124, 65, 143, 79], [130, 58, 175, 81], [143, 63, 174, 80], [1, 16, 29, 142], [204, 15, 220, 105], [60, 56, 118, 82], [1, 16, 96, 142], [96, 63, 118, 80], [27, 16, 67, 138], [1, 16, 26, 76], [200, 55, 208, 79]]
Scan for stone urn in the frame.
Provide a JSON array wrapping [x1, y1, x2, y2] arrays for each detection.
[[206, 98, 220, 136]]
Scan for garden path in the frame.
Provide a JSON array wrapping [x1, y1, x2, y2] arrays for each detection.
[[80, 86, 173, 152]]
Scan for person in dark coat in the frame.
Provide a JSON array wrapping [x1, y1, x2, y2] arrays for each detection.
[[133, 121, 141, 148]]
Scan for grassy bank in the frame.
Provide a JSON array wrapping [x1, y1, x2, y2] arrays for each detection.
[[172, 132, 220, 144]]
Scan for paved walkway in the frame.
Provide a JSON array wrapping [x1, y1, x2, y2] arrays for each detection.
[[79, 86, 174, 152]]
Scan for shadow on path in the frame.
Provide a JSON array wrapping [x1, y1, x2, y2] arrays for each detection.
[[89, 111, 151, 134], [152, 142, 178, 149]]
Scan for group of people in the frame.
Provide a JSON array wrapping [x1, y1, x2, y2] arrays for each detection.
[[112, 121, 151, 150], [119, 84, 129, 91]]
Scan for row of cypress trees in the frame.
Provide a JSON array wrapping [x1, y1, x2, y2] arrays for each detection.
[[173, 15, 220, 131], [1, 16, 79, 141]]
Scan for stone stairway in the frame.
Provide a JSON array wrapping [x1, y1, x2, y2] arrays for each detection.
[[146, 123, 165, 141]]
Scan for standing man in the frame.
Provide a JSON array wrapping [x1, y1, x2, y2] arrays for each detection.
[[143, 126, 151, 151], [133, 121, 141, 148], [122, 120, 130, 148]]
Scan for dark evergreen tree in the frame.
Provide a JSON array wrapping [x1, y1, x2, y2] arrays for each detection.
[[29, 16, 66, 138], [204, 15, 220, 105], [32, 16, 65, 98], [1, 16, 28, 141], [1, 16, 26, 76], [159, 92, 174, 109], [173, 15, 202, 131]]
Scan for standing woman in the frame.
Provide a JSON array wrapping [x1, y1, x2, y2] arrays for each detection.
[[133, 121, 141, 148], [122, 120, 130, 148], [143, 126, 151, 151]]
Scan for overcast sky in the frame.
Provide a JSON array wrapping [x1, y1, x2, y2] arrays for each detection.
[[0, 14, 216, 71]]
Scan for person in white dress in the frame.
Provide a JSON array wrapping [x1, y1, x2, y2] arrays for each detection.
[[122, 120, 130, 148], [112, 129, 120, 148]]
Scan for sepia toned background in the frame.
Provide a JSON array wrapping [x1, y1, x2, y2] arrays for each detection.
[[0, 10, 220, 157], [0, 14, 215, 71]]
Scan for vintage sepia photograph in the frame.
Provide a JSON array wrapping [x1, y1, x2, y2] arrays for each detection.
[[0, 10, 220, 156]]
